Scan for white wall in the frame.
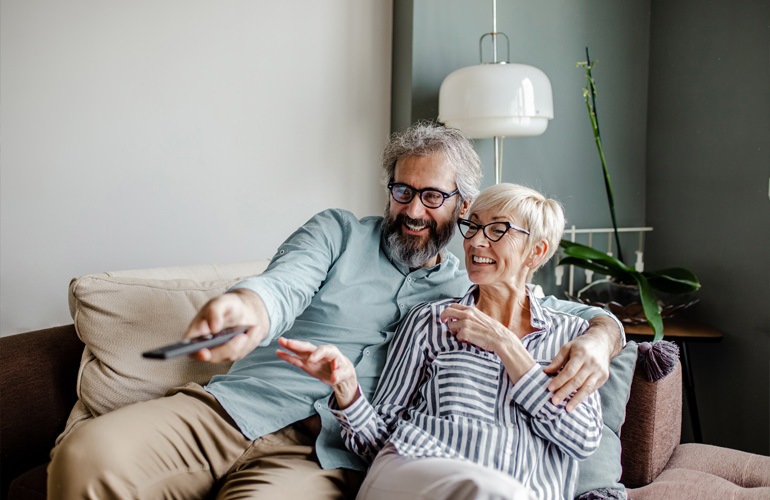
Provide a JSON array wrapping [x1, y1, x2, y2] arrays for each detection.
[[0, 0, 392, 335]]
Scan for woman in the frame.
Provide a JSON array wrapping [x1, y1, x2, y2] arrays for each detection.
[[277, 183, 603, 500]]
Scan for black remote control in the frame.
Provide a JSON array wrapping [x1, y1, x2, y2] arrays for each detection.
[[142, 326, 250, 359]]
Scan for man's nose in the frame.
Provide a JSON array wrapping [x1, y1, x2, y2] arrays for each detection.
[[404, 195, 428, 218]]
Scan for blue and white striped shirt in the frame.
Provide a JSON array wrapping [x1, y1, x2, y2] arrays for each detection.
[[330, 285, 603, 499]]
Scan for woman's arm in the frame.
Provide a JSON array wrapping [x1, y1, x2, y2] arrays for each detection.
[[276, 303, 433, 462], [340, 304, 433, 460], [511, 364, 603, 459]]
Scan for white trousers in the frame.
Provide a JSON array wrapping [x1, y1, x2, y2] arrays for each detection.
[[357, 443, 536, 500]]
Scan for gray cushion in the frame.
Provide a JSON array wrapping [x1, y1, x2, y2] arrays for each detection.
[[575, 341, 639, 497]]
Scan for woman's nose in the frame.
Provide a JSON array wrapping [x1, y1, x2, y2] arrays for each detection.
[[468, 229, 489, 246]]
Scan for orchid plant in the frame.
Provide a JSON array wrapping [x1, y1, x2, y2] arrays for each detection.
[[558, 48, 701, 341]]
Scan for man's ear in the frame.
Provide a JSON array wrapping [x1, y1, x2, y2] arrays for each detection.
[[459, 198, 472, 217]]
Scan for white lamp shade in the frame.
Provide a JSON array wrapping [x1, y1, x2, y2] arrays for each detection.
[[438, 63, 554, 138]]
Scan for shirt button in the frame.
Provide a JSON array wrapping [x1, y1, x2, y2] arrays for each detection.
[[315, 403, 322, 410], [407, 277, 412, 283], [399, 304, 405, 309], [364, 350, 371, 356]]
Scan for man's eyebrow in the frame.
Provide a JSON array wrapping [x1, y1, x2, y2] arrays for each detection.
[[397, 182, 454, 192]]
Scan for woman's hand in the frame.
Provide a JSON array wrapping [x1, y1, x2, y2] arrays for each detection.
[[276, 337, 361, 408], [440, 303, 536, 383], [440, 303, 512, 352]]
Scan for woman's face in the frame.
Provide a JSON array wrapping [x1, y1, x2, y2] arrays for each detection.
[[463, 208, 531, 287]]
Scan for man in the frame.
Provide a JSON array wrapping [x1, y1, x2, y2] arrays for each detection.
[[49, 122, 622, 499]]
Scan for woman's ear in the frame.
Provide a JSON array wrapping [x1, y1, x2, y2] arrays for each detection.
[[528, 240, 549, 268]]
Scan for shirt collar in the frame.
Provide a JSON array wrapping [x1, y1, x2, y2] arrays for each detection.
[[462, 284, 551, 331]]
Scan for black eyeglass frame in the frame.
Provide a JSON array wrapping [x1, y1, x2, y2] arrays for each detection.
[[387, 182, 460, 209], [456, 218, 530, 242]]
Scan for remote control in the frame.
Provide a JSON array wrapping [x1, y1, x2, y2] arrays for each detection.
[[142, 326, 250, 359]]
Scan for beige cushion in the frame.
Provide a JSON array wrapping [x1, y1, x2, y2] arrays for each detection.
[[58, 260, 269, 443]]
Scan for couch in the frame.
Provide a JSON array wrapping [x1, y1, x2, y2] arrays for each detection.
[[1, 261, 768, 499]]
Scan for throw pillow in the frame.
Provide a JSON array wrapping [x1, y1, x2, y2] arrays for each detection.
[[575, 340, 639, 497], [58, 260, 269, 443]]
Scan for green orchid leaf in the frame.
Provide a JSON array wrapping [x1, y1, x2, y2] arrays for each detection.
[[630, 272, 665, 342], [557, 256, 634, 283], [557, 256, 612, 274], [644, 267, 702, 294], [560, 240, 634, 274]]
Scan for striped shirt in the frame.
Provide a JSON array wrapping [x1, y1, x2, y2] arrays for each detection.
[[330, 285, 603, 500]]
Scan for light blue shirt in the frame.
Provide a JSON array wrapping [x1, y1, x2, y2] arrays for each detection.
[[205, 208, 614, 471]]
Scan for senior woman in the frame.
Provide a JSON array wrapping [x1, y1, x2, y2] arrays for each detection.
[[278, 183, 603, 500]]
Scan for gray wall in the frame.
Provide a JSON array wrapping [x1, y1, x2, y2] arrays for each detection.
[[646, 0, 770, 454], [395, 0, 769, 455]]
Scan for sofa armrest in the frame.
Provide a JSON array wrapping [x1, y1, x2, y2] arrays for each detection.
[[0, 325, 83, 497], [620, 361, 683, 488]]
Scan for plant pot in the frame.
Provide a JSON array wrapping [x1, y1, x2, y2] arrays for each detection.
[[566, 279, 699, 325]]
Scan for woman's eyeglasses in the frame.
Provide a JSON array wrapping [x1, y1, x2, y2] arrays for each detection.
[[457, 218, 530, 242]]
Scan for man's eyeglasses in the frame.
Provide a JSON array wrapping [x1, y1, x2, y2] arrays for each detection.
[[387, 182, 459, 209], [457, 218, 530, 242]]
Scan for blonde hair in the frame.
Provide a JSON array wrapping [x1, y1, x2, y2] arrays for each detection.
[[468, 183, 565, 273]]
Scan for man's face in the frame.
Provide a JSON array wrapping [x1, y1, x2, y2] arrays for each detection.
[[383, 154, 470, 269]]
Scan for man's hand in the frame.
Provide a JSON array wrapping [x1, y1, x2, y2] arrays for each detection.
[[276, 338, 360, 409], [184, 289, 269, 363], [543, 315, 623, 411]]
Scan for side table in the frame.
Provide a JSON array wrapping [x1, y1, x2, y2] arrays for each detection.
[[624, 317, 723, 443]]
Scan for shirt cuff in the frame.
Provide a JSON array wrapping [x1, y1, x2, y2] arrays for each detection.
[[229, 278, 278, 345], [510, 363, 554, 416], [327, 385, 377, 432]]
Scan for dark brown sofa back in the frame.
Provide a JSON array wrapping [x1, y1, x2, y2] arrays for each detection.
[[0, 325, 83, 499]]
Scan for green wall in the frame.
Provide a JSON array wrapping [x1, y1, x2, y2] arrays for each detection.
[[394, 0, 769, 455]]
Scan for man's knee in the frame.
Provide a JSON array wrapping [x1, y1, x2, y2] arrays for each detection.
[[53, 416, 129, 465], [48, 421, 126, 498]]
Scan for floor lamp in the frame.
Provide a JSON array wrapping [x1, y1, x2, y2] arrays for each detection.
[[438, 0, 554, 184]]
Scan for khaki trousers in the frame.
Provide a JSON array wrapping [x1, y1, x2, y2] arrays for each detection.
[[48, 383, 363, 499]]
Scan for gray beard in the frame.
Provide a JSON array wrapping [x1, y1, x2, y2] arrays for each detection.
[[382, 207, 458, 269]]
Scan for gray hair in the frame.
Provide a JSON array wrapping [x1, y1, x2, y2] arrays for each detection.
[[469, 183, 566, 272], [381, 121, 482, 202]]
